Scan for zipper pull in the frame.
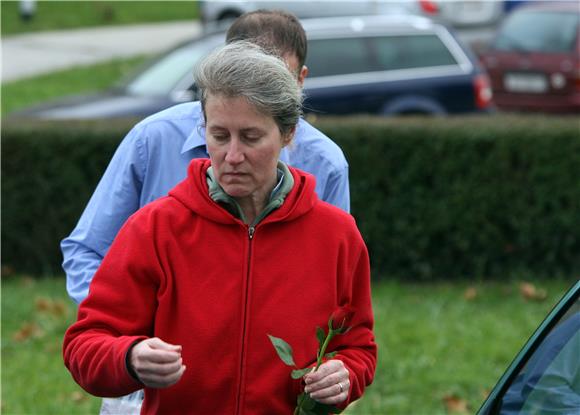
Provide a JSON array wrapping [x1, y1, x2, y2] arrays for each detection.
[[248, 226, 255, 240]]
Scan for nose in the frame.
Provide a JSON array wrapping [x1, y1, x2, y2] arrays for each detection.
[[224, 138, 244, 165]]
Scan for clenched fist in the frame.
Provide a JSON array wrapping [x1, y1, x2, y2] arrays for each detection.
[[129, 337, 186, 388]]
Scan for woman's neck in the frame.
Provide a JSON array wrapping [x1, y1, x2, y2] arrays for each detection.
[[236, 192, 269, 225]]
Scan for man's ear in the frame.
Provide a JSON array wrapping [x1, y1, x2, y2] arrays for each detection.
[[283, 127, 296, 147], [297, 65, 309, 87]]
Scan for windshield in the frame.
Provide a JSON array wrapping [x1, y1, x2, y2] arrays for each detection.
[[494, 11, 578, 53], [126, 40, 218, 97]]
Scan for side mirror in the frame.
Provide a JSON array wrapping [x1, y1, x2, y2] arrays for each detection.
[[171, 84, 199, 103], [189, 83, 202, 101]]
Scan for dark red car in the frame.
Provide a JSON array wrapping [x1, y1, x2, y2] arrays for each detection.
[[480, 1, 580, 114]]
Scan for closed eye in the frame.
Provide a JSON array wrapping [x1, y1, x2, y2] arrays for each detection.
[[208, 127, 230, 143], [211, 134, 229, 142], [242, 134, 263, 143], [241, 128, 265, 143]]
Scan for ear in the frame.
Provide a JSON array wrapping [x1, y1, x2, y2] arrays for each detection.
[[297, 65, 308, 87], [282, 127, 296, 147]]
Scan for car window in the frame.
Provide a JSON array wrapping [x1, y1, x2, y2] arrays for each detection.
[[305, 37, 379, 77], [372, 34, 458, 70], [126, 41, 215, 97], [499, 298, 580, 414], [306, 34, 458, 79], [494, 11, 579, 53]]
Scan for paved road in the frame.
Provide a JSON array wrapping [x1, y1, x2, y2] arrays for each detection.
[[2, 21, 202, 83], [1, 19, 494, 84]]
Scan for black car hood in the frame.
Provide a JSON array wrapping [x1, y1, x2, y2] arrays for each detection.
[[10, 90, 176, 120]]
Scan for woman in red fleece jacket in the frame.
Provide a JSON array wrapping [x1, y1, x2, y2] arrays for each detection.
[[63, 41, 376, 415]]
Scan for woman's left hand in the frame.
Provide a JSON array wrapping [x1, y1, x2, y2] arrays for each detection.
[[303, 359, 350, 405]]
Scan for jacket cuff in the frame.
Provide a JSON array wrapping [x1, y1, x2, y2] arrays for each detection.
[[124, 338, 147, 385]]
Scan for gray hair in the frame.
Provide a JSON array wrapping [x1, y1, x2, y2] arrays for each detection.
[[194, 41, 303, 137]]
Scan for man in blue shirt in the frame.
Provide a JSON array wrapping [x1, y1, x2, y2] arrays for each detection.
[[61, 10, 350, 305]]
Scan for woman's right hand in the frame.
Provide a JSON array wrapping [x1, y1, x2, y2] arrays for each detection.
[[129, 337, 186, 388]]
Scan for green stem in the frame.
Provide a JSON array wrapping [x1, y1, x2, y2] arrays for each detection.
[[315, 330, 334, 371], [295, 329, 335, 414], [294, 393, 306, 415]]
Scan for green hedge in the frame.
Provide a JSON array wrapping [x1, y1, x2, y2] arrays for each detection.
[[313, 115, 580, 279], [2, 115, 579, 279], [1, 120, 133, 275]]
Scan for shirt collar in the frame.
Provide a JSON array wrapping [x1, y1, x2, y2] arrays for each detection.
[[182, 123, 206, 154], [181, 103, 208, 154]]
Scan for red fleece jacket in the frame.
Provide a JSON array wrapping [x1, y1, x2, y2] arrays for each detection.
[[63, 159, 376, 415]]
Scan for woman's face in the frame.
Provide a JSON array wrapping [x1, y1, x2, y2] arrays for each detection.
[[205, 94, 292, 202]]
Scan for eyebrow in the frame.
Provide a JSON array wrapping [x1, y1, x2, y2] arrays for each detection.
[[207, 125, 265, 134], [240, 127, 265, 135]]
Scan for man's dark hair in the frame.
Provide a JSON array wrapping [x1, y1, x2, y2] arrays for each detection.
[[226, 9, 307, 69]]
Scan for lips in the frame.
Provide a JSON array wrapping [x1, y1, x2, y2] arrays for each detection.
[[221, 172, 249, 183]]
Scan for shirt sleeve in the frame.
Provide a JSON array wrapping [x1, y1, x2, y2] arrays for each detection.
[[286, 120, 351, 213], [62, 211, 160, 397], [61, 126, 147, 304], [321, 164, 350, 213]]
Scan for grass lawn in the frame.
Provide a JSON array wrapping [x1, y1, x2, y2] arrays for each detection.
[[1, 55, 147, 116], [2, 1, 199, 36], [1, 276, 575, 414], [1, 276, 100, 414]]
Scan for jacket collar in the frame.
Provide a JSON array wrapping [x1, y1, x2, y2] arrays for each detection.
[[205, 162, 295, 226], [169, 159, 316, 226]]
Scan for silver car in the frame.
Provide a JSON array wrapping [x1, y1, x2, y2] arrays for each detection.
[[200, 0, 504, 28], [14, 14, 493, 119]]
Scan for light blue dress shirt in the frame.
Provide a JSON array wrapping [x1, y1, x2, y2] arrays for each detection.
[[61, 102, 350, 304]]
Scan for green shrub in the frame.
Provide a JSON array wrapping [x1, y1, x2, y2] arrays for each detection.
[[2, 115, 579, 279], [314, 114, 580, 279], [1, 120, 134, 275]]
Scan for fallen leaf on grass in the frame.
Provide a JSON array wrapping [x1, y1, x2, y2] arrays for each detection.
[[443, 394, 469, 414], [35, 297, 52, 312], [1, 265, 15, 277], [35, 297, 69, 318], [480, 388, 492, 400], [519, 282, 547, 302], [52, 300, 68, 317], [12, 322, 44, 342], [44, 340, 62, 354], [463, 287, 478, 301], [71, 391, 88, 403]]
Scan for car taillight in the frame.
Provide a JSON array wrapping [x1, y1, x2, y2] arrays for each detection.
[[419, 0, 439, 15], [474, 74, 493, 109]]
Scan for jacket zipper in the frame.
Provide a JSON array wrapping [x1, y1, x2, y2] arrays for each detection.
[[235, 225, 255, 414]]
